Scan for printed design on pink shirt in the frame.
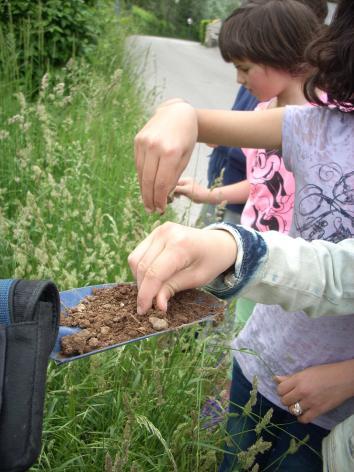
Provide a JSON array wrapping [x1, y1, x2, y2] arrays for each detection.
[[243, 148, 294, 233], [296, 163, 354, 242]]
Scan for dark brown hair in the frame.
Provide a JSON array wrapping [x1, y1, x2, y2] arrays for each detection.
[[304, 0, 354, 110], [219, 0, 321, 75], [296, 0, 328, 24]]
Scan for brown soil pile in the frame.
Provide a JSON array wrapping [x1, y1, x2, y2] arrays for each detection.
[[60, 284, 224, 356]]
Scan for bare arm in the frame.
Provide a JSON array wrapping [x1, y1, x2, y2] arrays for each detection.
[[174, 178, 250, 205], [129, 222, 354, 317], [134, 101, 284, 213], [196, 108, 283, 149], [209, 179, 250, 205]]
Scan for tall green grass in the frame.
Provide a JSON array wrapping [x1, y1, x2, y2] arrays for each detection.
[[34, 331, 229, 471], [0, 3, 166, 289], [0, 3, 230, 470]]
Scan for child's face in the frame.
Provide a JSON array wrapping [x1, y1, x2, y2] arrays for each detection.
[[233, 59, 291, 101]]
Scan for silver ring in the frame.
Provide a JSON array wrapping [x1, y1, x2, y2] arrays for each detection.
[[289, 401, 303, 417]]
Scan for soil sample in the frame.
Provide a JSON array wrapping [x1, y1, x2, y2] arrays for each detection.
[[60, 284, 224, 356]]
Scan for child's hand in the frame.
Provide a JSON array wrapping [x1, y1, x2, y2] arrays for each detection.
[[134, 100, 198, 214], [275, 360, 354, 424], [128, 222, 237, 315], [174, 177, 210, 204]]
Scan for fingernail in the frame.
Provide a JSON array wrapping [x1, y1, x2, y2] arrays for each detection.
[[156, 208, 164, 215], [145, 207, 153, 214]]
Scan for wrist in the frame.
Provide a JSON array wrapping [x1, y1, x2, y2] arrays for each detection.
[[156, 98, 188, 112], [208, 188, 223, 205], [208, 228, 238, 269], [344, 360, 354, 396]]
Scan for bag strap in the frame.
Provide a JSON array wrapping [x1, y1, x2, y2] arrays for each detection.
[[10, 280, 60, 344], [0, 279, 14, 422], [0, 280, 13, 326], [0, 326, 6, 415], [0, 280, 13, 415]]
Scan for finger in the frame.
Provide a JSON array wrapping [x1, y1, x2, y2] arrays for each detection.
[[141, 147, 160, 213], [154, 267, 204, 312], [136, 245, 190, 315], [176, 177, 191, 186], [174, 184, 189, 196], [134, 135, 144, 194], [153, 150, 189, 213], [288, 400, 310, 421], [128, 230, 158, 281], [280, 388, 301, 407], [275, 376, 297, 396], [297, 409, 316, 424], [135, 234, 167, 290]]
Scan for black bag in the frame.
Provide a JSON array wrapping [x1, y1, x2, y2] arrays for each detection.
[[0, 279, 60, 472]]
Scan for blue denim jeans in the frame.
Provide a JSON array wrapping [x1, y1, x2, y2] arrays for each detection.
[[219, 360, 328, 471]]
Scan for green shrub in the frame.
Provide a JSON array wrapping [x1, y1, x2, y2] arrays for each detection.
[[199, 18, 213, 44], [131, 5, 160, 34], [0, 0, 103, 90], [120, 5, 175, 37]]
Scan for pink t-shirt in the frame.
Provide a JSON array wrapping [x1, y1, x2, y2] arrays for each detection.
[[240, 101, 295, 233]]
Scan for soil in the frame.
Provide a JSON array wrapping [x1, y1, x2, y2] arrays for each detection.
[[60, 284, 224, 356]]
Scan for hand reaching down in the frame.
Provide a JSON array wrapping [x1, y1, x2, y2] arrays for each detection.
[[128, 222, 237, 315], [134, 100, 198, 214]]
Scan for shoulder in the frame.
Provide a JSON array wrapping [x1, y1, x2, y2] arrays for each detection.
[[282, 106, 353, 171], [284, 105, 354, 129], [283, 105, 354, 146]]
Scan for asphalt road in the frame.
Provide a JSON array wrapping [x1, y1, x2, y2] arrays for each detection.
[[125, 35, 239, 224]]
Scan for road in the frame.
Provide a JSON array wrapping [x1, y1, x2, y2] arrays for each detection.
[[125, 35, 238, 224]]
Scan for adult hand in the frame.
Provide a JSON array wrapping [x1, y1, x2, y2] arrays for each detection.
[[275, 360, 354, 424], [128, 222, 237, 315], [174, 177, 210, 204], [134, 100, 198, 214]]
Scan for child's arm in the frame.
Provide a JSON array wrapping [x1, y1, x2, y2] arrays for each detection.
[[174, 177, 250, 205], [196, 108, 283, 149], [134, 100, 284, 213]]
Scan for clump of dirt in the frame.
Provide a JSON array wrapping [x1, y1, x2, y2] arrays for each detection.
[[60, 284, 224, 356]]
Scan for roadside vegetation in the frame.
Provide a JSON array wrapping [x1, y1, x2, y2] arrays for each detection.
[[124, 0, 241, 41], [0, 1, 230, 470], [0, 0, 166, 288]]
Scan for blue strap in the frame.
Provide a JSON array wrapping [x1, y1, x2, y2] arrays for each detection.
[[0, 279, 14, 326], [0, 325, 6, 413]]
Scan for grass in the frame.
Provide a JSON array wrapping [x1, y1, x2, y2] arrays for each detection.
[[33, 330, 229, 471], [0, 3, 230, 470], [0, 3, 166, 289]]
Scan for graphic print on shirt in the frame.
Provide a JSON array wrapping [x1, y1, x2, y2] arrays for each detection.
[[296, 164, 354, 242], [247, 149, 294, 232]]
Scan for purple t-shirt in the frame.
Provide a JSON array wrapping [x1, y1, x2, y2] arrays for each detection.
[[233, 106, 354, 430]]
